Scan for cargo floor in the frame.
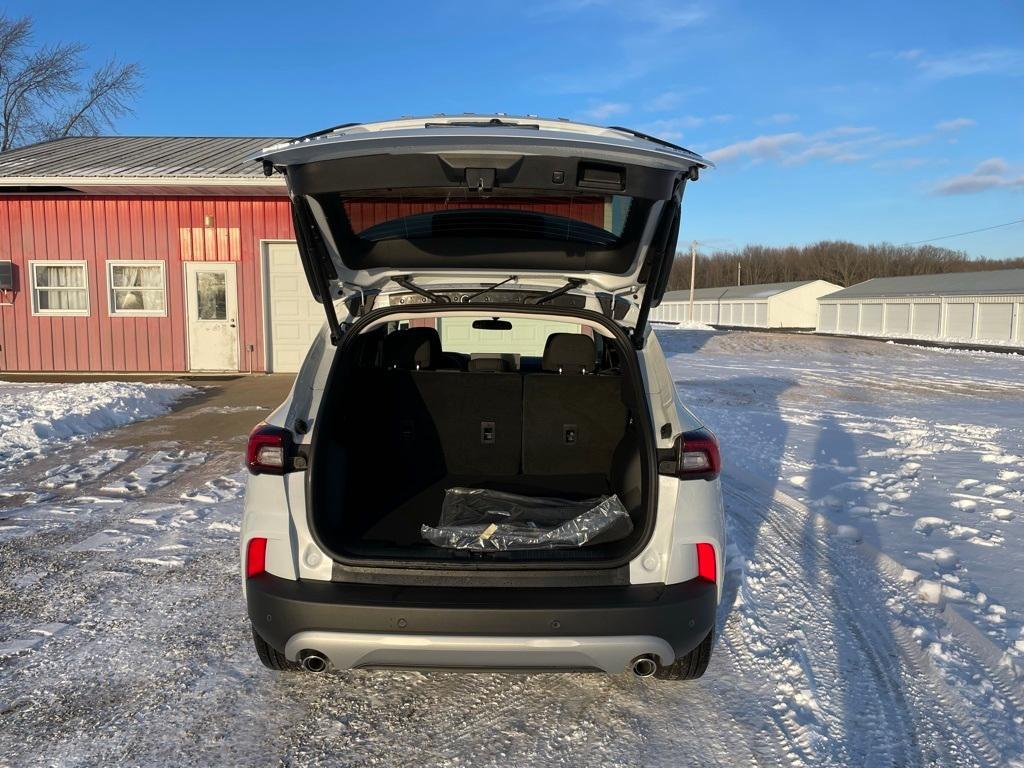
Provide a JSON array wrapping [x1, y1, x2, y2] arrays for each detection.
[[357, 473, 610, 546]]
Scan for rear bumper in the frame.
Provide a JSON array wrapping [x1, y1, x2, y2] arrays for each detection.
[[247, 573, 716, 672]]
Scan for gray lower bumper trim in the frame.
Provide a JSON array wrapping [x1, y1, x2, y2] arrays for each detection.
[[285, 631, 675, 673]]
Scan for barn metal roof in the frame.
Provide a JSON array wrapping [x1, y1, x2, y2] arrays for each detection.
[[0, 136, 285, 179], [820, 269, 1024, 300], [663, 280, 827, 302]]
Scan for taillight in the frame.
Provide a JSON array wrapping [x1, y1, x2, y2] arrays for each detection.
[[660, 428, 721, 480], [246, 423, 292, 474], [696, 542, 716, 583], [246, 537, 267, 578]]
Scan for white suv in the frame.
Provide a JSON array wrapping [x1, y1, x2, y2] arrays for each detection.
[[240, 116, 725, 679]]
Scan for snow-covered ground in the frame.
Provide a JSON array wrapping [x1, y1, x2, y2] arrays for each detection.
[[0, 380, 192, 474], [0, 341, 1022, 767]]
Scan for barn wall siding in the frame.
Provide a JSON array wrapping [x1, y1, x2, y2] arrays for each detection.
[[0, 195, 294, 373]]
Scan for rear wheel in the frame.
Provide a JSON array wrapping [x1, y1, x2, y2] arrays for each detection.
[[655, 630, 713, 680], [251, 626, 299, 671]]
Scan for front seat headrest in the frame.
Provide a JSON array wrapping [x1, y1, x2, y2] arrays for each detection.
[[542, 333, 596, 374], [382, 327, 441, 370]]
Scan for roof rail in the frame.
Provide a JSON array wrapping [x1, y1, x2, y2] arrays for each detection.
[[290, 122, 361, 143], [607, 126, 693, 154]]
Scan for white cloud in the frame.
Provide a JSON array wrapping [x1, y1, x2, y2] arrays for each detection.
[[895, 49, 925, 61], [705, 127, 880, 166], [913, 48, 1024, 79], [705, 133, 804, 164], [872, 157, 933, 171], [648, 91, 684, 111], [758, 113, 799, 125], [582, 102, 630, 120], [935, 117, 976, 132], [530, 3, 709, 94], [638, 114, 730, 141], [933, 158, 1024, 195], [881, 134, 932, 150], [974, 157, 1008, 175], [818, 125, 876, 138], [639, 3, 708, 30]]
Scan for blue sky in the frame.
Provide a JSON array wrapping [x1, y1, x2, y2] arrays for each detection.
[[19, 1, 1024, 258]]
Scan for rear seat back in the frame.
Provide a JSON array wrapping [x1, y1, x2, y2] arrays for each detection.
[[368, 328, 626, 479], [378, 327, 522, 476], [413, 371, 522, 475], [523, 334, 627, 475]]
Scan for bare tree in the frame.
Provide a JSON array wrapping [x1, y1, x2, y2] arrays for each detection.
[[0, 14, 141, 151]]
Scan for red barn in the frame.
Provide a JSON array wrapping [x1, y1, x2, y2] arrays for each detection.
[[0, 135, 610, 374], [0, 136, 320, 373]]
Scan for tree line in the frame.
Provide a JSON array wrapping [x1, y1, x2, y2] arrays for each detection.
[[666, 241, 1024, 291]]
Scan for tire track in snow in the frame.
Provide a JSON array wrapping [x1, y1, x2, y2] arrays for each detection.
[[722, 488, 919, 766], [724, 474, 1014, 766]]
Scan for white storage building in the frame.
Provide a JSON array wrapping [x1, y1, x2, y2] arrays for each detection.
[[816, 269, 1024, 349], [651, 280, 842, 329]]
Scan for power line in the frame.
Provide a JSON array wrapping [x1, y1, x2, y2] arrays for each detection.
[[901, 216, 1024, 246]]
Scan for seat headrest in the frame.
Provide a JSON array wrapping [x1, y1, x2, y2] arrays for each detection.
[[469, 356, 513, 372], [382, 327, 441, 370], [542, 333, 596, 374]]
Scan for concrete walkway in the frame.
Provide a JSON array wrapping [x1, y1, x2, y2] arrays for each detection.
[[95, 374, 295, 452]]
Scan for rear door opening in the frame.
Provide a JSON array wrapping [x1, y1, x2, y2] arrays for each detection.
[[306, 306, 657, 569]]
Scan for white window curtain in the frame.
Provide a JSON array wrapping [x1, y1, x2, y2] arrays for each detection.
[[110, 263, 165, 313], [33, 264, 88, 312]]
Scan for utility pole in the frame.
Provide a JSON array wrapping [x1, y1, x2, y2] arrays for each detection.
[[688, 240, 697, 322], [737, 262, 742, 286]]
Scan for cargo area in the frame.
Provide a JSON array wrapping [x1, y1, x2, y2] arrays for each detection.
[[308, 314, 652, 564]]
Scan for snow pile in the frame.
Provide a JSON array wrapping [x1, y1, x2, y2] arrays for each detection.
[[651, 318, 716, 331], [0, 381, 192, 472]]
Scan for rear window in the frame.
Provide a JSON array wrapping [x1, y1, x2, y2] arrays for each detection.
[[437, 317, 585, 358], [339, 192, 634, 246]]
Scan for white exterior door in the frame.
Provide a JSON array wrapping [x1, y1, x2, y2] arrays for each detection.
[[263, 242, 323, 373], [184, 262, 239, 371]]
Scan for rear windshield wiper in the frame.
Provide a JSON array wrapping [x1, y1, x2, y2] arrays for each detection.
[[467, 275, 518, 301], [529, 278, 584, 305]]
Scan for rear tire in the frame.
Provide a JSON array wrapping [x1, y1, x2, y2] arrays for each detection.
[[654, 630, 713, 680], [251, 626, 299, 671]]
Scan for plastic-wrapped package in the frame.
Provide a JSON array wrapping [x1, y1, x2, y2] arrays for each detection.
[[421, 487, 633, 551]]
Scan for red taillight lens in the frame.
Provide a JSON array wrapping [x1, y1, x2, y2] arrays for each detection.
[[696, 542, 716, 583], [246, 537, 267, 578], [246, 423, 291, 474], [675, 428, 721, 480]]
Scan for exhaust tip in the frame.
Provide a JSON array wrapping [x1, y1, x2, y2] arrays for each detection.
[[631, 656, 657, 678], [301, 652, 328, 673]]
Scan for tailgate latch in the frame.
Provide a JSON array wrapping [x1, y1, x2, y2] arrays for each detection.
[[465, 168, 495, 191]]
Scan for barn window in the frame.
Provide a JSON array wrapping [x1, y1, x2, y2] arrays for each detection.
[[29, 261, 89, 316], [107, 261, 166, 315]]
